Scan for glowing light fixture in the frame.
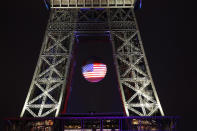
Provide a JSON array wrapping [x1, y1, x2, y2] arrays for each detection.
[[82, 63, 107, 83], [140, 0, 142, 8]]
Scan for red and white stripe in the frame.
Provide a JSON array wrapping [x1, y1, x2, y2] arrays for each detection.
[[82, 63, 107, 82]]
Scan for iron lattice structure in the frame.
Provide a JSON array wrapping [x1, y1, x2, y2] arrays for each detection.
[[21, 6, 164, 117]]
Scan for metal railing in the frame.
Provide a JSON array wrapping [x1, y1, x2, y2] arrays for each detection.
[[49, 0, 136, 8]]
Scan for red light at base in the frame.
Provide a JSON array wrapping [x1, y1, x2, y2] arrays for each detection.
[[82, 63, 107, 83]]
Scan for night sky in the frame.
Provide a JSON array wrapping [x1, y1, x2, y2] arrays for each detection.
[[4, 0, 196, 130], [66, 35, 123, 114]]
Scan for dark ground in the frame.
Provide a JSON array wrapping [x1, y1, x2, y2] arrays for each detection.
[[3, 0, 196, 130]]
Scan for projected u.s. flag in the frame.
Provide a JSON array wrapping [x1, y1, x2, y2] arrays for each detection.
[[82, 63, 107, 82]]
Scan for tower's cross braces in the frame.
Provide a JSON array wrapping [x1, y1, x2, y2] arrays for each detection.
[[21, 1, 164, 117]]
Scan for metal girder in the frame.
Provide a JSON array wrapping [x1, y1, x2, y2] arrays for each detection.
[[21, 8, 164, 117], [108, 8, 164, 116], [20, 9, 77, 117], [48, 0, 136, 8]]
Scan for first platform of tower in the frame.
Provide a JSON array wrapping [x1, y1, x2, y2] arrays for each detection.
[[45, 0, 138, 8]]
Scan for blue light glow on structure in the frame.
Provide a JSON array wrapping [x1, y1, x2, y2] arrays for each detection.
[[43, 0, 49, 10], [80, 8, 91, 10], [140, 0, 142, 8]]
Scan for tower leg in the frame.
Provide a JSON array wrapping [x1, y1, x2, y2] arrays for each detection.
[[108, 8, 164, 116], [21, 9, 77, 117]]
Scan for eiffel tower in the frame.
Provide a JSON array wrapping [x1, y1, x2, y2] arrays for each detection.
[[1, 0, 182, 130], [20, 0, 164, 118]]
